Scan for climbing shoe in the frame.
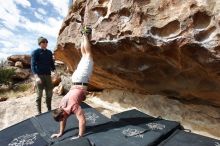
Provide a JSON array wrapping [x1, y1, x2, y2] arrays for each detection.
[[81, 26, 92, 35]]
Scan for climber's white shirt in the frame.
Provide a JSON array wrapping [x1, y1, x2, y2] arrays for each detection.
[[72, 56, 94, 83]]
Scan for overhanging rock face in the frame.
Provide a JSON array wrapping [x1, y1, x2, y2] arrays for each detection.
[[55, 0, 220, 106]]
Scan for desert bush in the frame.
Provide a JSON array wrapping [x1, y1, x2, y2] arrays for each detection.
[[0, 67, 16, 85], [14, 83, 31, 92]]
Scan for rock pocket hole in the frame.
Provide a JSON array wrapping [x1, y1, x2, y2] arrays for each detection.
[[133, 0, 150, 5], [190, 3, 197, 9], [194, 26, 216, 42], [98, 0, 108, 5], [150, 20, 180, 38], [193, 11, 211, 29], [119, 8, 131, 17], [119, 30, 132, 37], [79, 7, 85, 22], [91, 6, 108, 17]]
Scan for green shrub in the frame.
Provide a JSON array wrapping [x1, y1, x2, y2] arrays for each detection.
[[0, 67, 16, 85]]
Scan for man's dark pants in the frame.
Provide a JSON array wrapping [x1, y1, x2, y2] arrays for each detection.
[[35, 75, 53, 114]]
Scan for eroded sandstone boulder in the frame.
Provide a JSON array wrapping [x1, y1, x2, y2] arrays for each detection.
[[0, 97, 7, 102], [51, 74, 62, 87], [12, 68, 30, 80], [7, 61, 15, 67], [53, 83, 64, 95], [15, 61, 23, 68], [55, 0, 220, 107], [7, 55, 31, 68]]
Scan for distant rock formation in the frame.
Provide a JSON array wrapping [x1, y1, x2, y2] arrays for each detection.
[[7, 55, 31, 68], [55, 0, 220, 107], [13, 68, 30, 80], [15, 61, 23, 68], [53, 83, 64, 95], [5, 55, 31, 80]]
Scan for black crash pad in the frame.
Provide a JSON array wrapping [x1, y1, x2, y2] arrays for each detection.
[[110, 109, 181, 145], [30, 102, 112, 145], [52, 137, 92, 146], [158, 130, 220, 146], [2, 103, 218, 146], [0, 119, 48, 146], [86, 123, 165, 146], [111, 109, 154, 123]]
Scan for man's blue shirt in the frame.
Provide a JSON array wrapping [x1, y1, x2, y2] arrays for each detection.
[[31, 48, 55, 75]]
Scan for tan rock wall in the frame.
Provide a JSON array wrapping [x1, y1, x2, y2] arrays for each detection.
[[55, 0, 220, 106]]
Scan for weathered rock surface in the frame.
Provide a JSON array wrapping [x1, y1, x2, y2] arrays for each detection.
[[7, 61, 15, 67], [51, 74, 62, 87], [0, 84, 11, 92], [12, 68, 30, 80], [2, 66, 30, 81], [60, 74, 73, 93], [15, 61, 23, 68], [53, 83, 64, 95], [0, 97, 7, 102], [7, 55, 31, 68], [55, 0, 220, 107]]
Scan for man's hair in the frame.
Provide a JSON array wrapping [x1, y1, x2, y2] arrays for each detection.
[[52, 108, 64, 122]]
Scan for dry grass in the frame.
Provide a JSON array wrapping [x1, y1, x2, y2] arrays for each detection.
[[0, 82, 34, 99]]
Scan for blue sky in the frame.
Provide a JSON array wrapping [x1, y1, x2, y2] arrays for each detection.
[[0, 0, 69, 60]]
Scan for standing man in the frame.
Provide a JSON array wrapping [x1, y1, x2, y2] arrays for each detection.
[[31, 37, 55, 114]]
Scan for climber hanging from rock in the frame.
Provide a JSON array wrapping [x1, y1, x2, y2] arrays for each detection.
[[51, 26, 94, 139]]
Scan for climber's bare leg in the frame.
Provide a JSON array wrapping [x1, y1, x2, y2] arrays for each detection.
[[82, 34, 92, 58], [80, 38, 86, 55]]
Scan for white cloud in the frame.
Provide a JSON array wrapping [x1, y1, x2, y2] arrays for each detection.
[[36, 0, 48, 6], [14, 0, 31, 8], [0, 0, 69, 60], [37, 0, 69, 17], [0, 0, 65, 37], [0, 0, 21, 30], [0, 40, 14, 48], [34, 11, 44, 21], [20, 16, 63, 37], [37, 8, 47, 15], [48, 0, 69, 17], [0, 35, 35, 54], [0, 28, 14, 38], [0, 27, 15, 48], [11, 43, 32, 53], [0, 52, 11, 60]]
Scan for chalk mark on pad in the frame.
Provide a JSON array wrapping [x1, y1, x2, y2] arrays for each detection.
[[146, 123, 165, 130], [122, 128, 144, 138], [8, 133, 39, 146], [85, 112, 99, 124]]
